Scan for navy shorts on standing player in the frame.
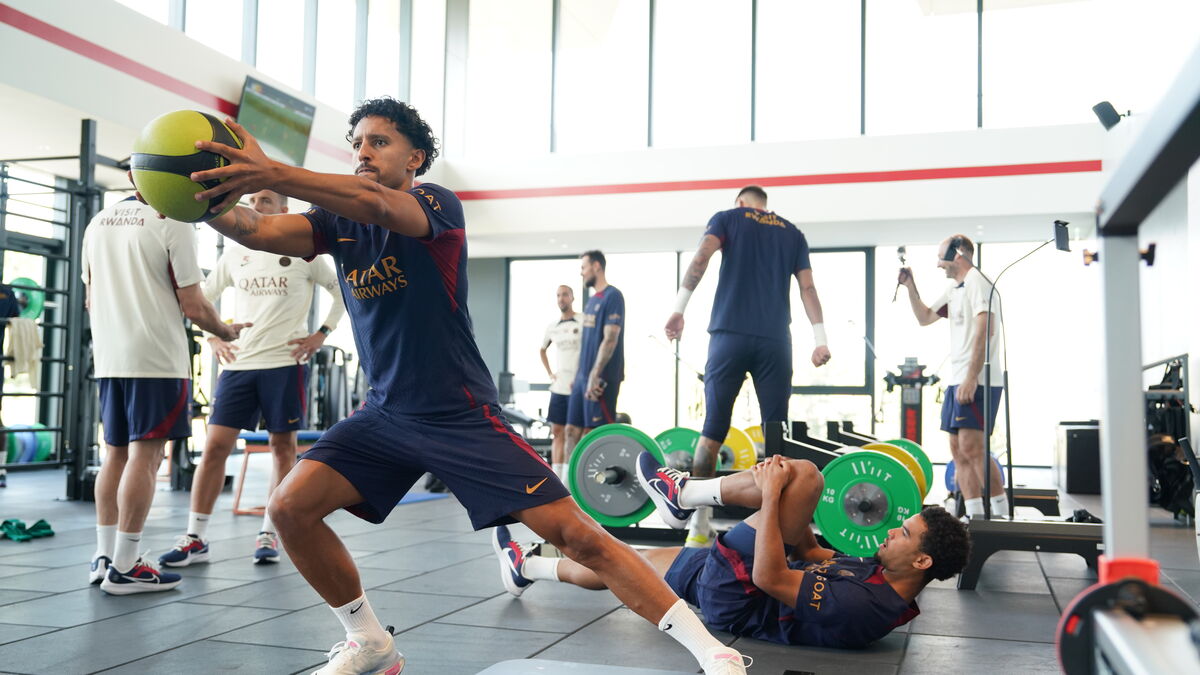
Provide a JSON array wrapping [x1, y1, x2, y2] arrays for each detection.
[[940, 385, 1003, 435], [546, 392, 570, 426], [300, 402, 569, 528], [210, 364, 309, 432], [702, 331, 792, 441], [99, 378, 192, 446], [566, 377, 621, 428]]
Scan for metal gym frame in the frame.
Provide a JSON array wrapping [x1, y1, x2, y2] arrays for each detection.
[[0, 120, 114, 499], [1072, 38, 1200, 673]]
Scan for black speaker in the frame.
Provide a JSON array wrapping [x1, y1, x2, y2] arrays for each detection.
[[1056, 421, 1101, 494], [1092, 101, 1121, 130]]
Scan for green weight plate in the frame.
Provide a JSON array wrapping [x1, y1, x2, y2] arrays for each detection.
[[31, 423, 51, 462], [862, 442, 927, 501], [655, 427, 701, 471], [5, 424, 29, 463], [9, 277, 44, 320], [886, 438, 934, 496], [570, 424, 665, 527], [814, 450, 923, 557]]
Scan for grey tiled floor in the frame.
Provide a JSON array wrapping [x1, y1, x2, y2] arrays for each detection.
[[0, 463, 1197, 674]]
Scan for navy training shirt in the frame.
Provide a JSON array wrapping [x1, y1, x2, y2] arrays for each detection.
[[704, 207, 811, 340], [303, 183, 498, 416], [575, 286, 625, 387]]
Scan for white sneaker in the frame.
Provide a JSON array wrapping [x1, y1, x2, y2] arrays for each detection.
[[685, 527, 716, 548], [88, 555, 111, 585], [313, 628, 405, 675], [700, 645, 752, 674]]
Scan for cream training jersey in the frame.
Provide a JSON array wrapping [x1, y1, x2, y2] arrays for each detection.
[[929, 267, 1003, 387], [81, 198, 203, 378], [542, 315, 582, 396], [203, 244, 345, 370]]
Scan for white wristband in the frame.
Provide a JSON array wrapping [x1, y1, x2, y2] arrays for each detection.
[[672, 287, 692, 315], [812, 323, 827, 347]]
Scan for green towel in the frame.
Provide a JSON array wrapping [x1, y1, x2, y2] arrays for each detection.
[[26, 519, 53, 538], [0, 519, 31, 543]]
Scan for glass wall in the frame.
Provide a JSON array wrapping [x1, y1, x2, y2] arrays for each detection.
[[114, 0, 170, 24], [465, 0, 554, 156], [506, 258, 585, 417], [315, 0, 359, 112], [755, 0, 861, 142], [365, 0, 403, 100], [651, 0, 752, 148], [185, 0, 243, 61], [257, 0, 305, 91], [555, 0, 650, 153], [409, 0, 447, 134]]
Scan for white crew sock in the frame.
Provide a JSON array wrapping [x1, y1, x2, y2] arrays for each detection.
[[113, 530, 142, 572], [964, 497, 985, 517], [260, 512, 275, 535], [990, 494, 1009, 517], [658, 598, 725, 665], [522, 555, 561, 581], [95, 524, 116, 559], [680, 476, 725, 508], [187, 511, 210, 539], [330, 593, 391, 649]]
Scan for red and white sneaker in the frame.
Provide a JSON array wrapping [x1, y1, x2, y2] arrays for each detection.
[[158, 534, 209, 567], [313, 626, 404, 674], [100, 555, 182, 595]]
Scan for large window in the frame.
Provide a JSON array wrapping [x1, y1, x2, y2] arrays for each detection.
[[365, 0, 404, 99], [983, 0, 1200, 129], [755, 0, 861, 142], [114, 0, 170, 24], [651, 0, 752, 148], [554, 0, 650, 153], [409, 0, 447, 133], [257, 0, 305, 91], [185, 0, 243, 61], [864, 0, 977, 136], [506, 258, 585, 417], [465, 0, 553, 156], [315, 0, 358, 112]]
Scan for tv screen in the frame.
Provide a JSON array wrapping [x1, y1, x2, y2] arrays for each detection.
[[236, 76, 316, 167]]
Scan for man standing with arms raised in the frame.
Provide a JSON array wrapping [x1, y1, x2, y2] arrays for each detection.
[[898, 235, 1006, 519], [666, 185, 831, 547]]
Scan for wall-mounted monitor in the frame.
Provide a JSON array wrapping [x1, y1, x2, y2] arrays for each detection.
[[236, 76, 316, 167]]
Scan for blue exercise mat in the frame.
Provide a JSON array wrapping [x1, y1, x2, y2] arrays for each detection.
[[239, 430, 324, 444]]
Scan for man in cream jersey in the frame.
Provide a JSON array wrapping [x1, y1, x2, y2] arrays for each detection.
[[539, 284, 581, 483], [159, 189, 345, 567]]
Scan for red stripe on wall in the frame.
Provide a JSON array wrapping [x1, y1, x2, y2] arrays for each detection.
[[0, 3, 352, 163], [455, 160, 1103, 201]]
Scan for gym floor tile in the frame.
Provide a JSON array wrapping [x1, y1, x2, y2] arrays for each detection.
[[1161, 567, 1200, 606], [97, 639, 327, 675], [0, 542, 109, 568], [216, 589, 482, 650], [1046, 576, 1096, 612], [0, 562, 119, 593], [906, 588, 1061, 643], [479, 660, 694, 675], [926, 559, 1050, 594], [1036, 551, 1098, 579], [535, 606, 731, 672], [378, 555, 510, 598], [438, 581, 625, 633], [0, 602, 283, 673], [398, 622, 568, 675], [0, 575, 250, 628], [0, 622, 57, 646], [898, 634, 1059, 674], [731, 637, 900, 674], [0, 588, 50, 606], [354, 541, 493, 573], [168, 556, 300, 581], [188, 564, 419, 610]]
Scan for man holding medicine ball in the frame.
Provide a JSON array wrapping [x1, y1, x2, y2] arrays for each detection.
[[134, 98, 749, 675]]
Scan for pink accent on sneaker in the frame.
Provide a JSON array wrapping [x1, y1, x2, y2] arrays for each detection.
[[383, 663, 403, 675]]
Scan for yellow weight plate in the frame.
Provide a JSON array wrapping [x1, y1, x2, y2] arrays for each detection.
[[723, 427, 758, 471], [862, 442, 928, 501], [743, 425, 766, 460]]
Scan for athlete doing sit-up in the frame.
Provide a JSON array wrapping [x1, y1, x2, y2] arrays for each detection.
[[494, 454, 970, 649]]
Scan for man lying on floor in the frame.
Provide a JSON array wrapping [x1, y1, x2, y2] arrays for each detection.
[[493, 453, 970, 649]]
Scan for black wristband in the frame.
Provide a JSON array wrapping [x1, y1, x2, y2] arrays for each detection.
[[318, 325, 332, 336]]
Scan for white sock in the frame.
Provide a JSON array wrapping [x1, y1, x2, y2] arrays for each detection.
[[113, 530, 142, 572], [260, 512, 275, 535], [95, 524, 116, 559], [680, 476, 724, 508], [330, 594, 390, 649], [688, 506, 712, 534], [965, 497, 985, 517], [990, 494, 1009, 517], [658, 598, 725, 665], [522, 555, 561, 581], [187, 511, 210, 539]]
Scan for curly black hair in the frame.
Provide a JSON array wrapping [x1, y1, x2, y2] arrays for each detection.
[[917, 505, 971, 582], [346, 97, 440, 176]]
